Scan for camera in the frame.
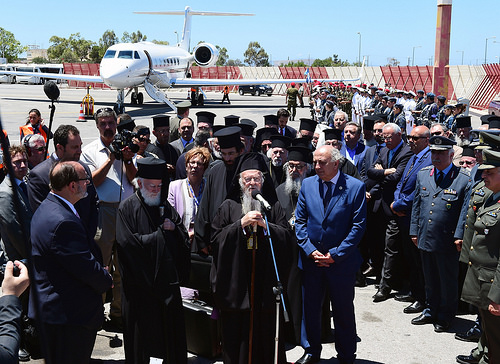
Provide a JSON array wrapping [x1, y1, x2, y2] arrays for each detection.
[[1, 259, 28, 277], [108, 130, 140, 160]]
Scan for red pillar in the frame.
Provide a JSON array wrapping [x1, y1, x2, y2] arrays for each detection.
[[432, 0, 452, 97]]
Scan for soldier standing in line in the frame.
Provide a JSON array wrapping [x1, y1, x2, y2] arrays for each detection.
[[287, 82, 299, 121]]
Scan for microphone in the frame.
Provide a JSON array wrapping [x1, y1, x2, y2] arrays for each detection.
[[251, 190, 271, 211]]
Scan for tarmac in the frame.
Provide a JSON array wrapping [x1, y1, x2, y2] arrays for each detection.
[[0, 83, 486, 363]]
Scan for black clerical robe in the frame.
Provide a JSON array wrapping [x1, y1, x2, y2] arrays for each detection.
[[210, 198, 292, 364], [116, 192, 190, 364]]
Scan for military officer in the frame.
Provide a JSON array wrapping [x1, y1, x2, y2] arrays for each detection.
[[169, 101, 191, 142], [410, 135, 472, 333], [461, 149, 500, 363]]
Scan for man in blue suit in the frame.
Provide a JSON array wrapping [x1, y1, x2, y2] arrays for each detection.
[[390, 126, 432, 313], [30, 161, 112, 363], [295, 145, 367, 364], [340, 122, 366, 172]]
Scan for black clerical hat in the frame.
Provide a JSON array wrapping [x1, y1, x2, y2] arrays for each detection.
[[324, 128, 342, 141], [264, 114, 279, 126], [455, 116, 471, 129], [291, 137, 313, 149], [299, 118, 317, 132], [212, 125, 226, 134], [363, 116, 375, 131], [136, 157, 167, 179], [224, 115, 240, 126], [214, 126, 243, 149], [152, 115, 170, 129], [461, 146, 475, 158], [270, 135, 291, 149], [238, 119, 257, 137], [287, 146, 312, 163], [196, 111, 216, 125]]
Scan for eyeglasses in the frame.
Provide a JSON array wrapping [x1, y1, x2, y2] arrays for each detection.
[[138, 137, 150, 143], [75, 174, 91, 183], [382, 135, 394, 141], [94, 107, 114, 119], [243, 176, 262, 183], [459, 160, 475, 166], [407, 135, 428, 141], [334, 118, 345, 121], [374, 129, 384, 133], [431, 131, 443, 136], [288, 163, 306, 171], [33, 146, 46, 152]]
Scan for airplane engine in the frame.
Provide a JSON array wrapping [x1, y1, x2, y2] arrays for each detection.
[[193, 43, 219, 67]]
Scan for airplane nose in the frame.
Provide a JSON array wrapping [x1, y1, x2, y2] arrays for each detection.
[[100, 63, 130, 86], [100, 60, 147, 88]]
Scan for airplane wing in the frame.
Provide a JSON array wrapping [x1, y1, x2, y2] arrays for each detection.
[[0, 70, 103, 84]]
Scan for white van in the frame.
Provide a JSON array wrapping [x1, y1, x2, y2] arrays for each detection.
[[0, 65, 16, 84], [16, 66, 42, 84]]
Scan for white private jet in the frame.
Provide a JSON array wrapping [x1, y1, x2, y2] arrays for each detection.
[[0, 6, 362, 113]]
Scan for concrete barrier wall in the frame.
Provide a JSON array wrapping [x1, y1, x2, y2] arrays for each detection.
[[65, 64, 500, 110]]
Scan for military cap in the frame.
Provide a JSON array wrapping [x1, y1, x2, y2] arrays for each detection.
[[489, 118, 500, 130], [455, 103, 465, 108], [369, 86, 378, 90], [478, 131, 500, 150], [480, 114, 500, 125], [196, 111, 216, 125], [417, 90, 425, 94], [326, 94, 337, 101], [382, 96, 389, 101], [287, 146, 312, 163], [152, 115, 170, 129], [175, 101, 191, 112], [299, 118, 317, 132], [224, 114, 240, 126], [478, 149, 500, 170], [214, 126, 243, 149], [394, 103, 404, 110], [443, 104, 455, 110], [324, 128, 343, 141], [388, 97, 397, 103], [136, 157, 167, 179], [437, 95, 446, 102], [237, 119, 257, 137], [325, 100, 335, 108], [455, 116, 472, 129], [426, 92, 435, 98], [270, 135, 291, 149], [429, 135, 456, 150], [409, 91, 417, 97], [311, 91, 319, 97], [263, 114, 279, 126], [377, 91, 386, 97], [291, 82, 296, 87]]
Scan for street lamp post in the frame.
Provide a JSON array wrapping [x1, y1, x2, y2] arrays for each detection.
[[174, 31, 179, 44], [485, 36, 496, 64], [412, 46, 421, 66], [357, 32, 361, 65], [456, 50, 464, 65]]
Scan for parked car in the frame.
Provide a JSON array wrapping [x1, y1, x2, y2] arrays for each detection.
[[0, 65, 16, 84], [238, 84, 273, 96], [488, 98, 500, 117]]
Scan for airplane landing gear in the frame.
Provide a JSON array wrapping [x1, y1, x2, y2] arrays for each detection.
[[130, 91, 144, 105], [115, 89, 126, 114]]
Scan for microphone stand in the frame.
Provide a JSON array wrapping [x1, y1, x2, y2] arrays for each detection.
[[248, 224, 257, 364], [263, 211, 289, 364]]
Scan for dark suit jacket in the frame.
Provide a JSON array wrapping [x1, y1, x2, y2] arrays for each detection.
[[295, 172, 366, 273], [366, 142, 412, 215], [29, 194, 112, 329], [360, 143, 384, 183], [27, 156, 99, 237], [0, 295, 22, 363], [0, 177, 32, 261]]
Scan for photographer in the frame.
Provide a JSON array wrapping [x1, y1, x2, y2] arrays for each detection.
[[81, 107, 137, 330], [0, 260, 30, 364]]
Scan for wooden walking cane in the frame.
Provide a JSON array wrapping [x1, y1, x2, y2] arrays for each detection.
[[248, 224, 257, 364]]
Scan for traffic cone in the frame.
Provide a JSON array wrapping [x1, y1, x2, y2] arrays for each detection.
[[76, 103, 86, 122]]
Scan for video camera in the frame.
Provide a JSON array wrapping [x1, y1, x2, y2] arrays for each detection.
[[108, 129, 140, 160]]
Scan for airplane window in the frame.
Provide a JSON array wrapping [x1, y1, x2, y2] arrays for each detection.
[[118, 51, 133, 59], [134, 51, 140, 59], [103, 50, 116, 59]]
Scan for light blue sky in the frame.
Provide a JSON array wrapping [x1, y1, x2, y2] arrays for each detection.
[[3, 0, 499, 66]]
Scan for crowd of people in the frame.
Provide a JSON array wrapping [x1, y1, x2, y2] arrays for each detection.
[[0, 87, 500, 364]]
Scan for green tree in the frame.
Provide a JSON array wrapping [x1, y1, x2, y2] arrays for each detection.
[[48, 36, 72, 61], [122, 31, 147, 43], [31, 57, 49, 64], [312, 57, 333, 67], [48, 33, 95, 62], [385, 57, 400, 67], [227, 59, 244, 66], [99, 30, 119, 50], [89, 45, 102, 63], [244, 42, 269, 67], [216, 45, 228, 66], [282, 60, 308, 67], [0, 27, 27, 62], [69, 33, 95, 61]]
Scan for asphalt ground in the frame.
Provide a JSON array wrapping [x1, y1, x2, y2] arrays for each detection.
[[0, 83, 486, 363]]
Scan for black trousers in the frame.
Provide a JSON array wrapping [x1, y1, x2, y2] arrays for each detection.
[[44, 323, 97, 364], [379, 218, 407, 291], [480, 308, 500, 363], [399, 218, 425, 302]]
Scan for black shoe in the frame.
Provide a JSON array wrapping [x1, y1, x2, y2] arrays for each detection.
[[455, 328, 481, 342], [363, 265, 376, 277], [294, 353, 320, 364], [18, 348, 30, 362], [403, 301, 425, 314], [434, 320, 450, 333], [411, 313, 434, 325], [355, 271, 367, 287], [394, 293, 414, 302], [456, 354, 480, 364], [372, 287, 391, 302]]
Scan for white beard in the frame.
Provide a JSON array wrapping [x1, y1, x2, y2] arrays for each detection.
[[272, 157, 283, 167], [241, 191, 262, 215], [140, 186, 161, 206]]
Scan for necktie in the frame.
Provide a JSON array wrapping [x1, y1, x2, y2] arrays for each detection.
[[323, 181, 333, 210], [280, 128, 284, 136], [405, 155, 417, 178], [388, 150, 394, 167], [19, 181, 28, 196], [435, 171, 444, 185]]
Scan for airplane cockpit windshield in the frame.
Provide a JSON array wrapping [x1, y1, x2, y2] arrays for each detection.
[[117, 51, 141, 59], [103, 50, 116, 59]]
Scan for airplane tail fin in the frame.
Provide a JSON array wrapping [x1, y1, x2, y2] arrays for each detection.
[[134, 7, 254, 52]]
